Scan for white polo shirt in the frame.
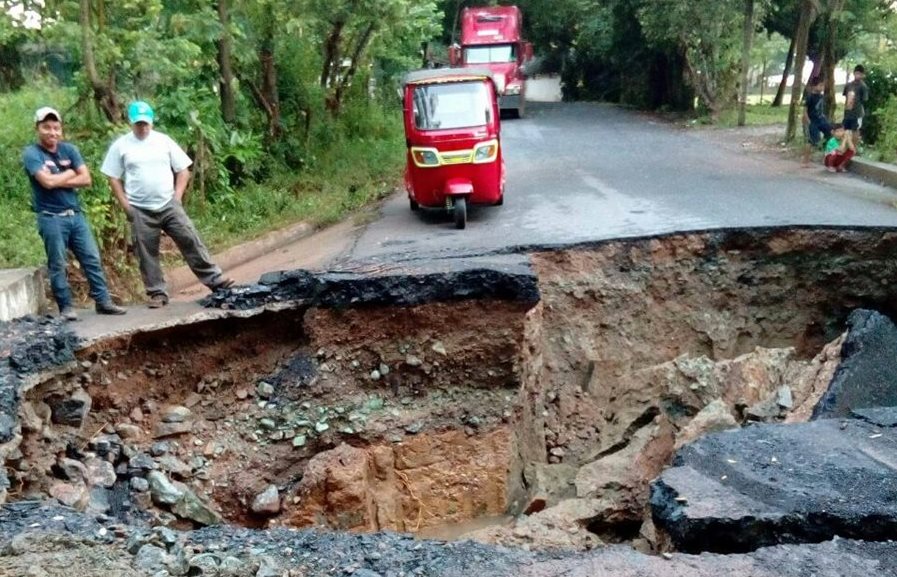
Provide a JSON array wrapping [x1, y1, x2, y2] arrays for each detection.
[[101, 130, 193, 211]]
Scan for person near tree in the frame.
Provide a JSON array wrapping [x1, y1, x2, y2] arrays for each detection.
[[842, 64, 868, 143], [101, 101, 234, 308], [824, 123, 856, 173], [801, 75, 832, 167], [22, 107, 127, 321]]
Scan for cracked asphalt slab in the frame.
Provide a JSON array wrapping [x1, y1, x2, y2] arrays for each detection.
[[651, 412, 897, 554]]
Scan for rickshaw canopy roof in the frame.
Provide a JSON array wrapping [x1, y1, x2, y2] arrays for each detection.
[[402, 68, 495, 87]]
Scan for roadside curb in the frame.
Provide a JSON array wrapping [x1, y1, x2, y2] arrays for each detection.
[[167, 220, 315, 292], [850, 157, 897, 202]]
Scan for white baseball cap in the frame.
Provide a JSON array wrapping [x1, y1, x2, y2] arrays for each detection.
[[34, 107, 62, 123]]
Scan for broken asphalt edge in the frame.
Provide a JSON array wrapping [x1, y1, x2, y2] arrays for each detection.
[[166, 220, 316, 294]]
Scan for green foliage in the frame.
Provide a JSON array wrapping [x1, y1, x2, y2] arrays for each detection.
[[869, 94, 897, 163], [0, 82, 72, 268], [638, 0, 744, 114], [864, 65, 897, 146], [190, 100, 405, 248]]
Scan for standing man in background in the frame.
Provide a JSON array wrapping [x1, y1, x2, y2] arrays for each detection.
[[23, 107, 127, 321], [101, 101, 234, 308], [842, 64, 868, 144]]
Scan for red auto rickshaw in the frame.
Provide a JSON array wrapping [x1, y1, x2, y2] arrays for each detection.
[[402, 68, 505, 229]]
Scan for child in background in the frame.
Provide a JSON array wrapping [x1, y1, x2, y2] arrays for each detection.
[[824, 123, 856, 173]]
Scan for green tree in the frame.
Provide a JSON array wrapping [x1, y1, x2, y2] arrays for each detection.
[[638, 0, 745, 116]]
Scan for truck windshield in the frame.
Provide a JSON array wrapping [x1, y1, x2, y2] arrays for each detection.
[[465, 44, 516, 64], [412, 81, 490, 131]]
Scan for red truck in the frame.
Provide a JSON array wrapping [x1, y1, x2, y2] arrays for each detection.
[[450, 5, 533, 118]]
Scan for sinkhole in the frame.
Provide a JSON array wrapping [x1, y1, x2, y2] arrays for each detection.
[[4, 227, 897, 555]]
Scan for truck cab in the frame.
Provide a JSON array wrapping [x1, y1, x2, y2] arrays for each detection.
[[450, 6, 533, 118]]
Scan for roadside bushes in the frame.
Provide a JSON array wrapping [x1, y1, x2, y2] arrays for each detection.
[[870, 96, 897, 164], [861, 66, 897, 147]]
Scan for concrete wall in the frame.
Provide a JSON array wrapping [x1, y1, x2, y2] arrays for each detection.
[[0, 268, 47, 321]]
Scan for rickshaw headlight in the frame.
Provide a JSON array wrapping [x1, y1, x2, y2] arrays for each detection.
[[411, 148, 440, 167], [473, 140, 499, 163]]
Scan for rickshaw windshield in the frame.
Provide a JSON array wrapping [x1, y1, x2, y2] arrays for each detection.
[[465, 44, 516, 64], [412, 81, 491, 131]]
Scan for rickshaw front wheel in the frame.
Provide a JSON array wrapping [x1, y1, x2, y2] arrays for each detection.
[[454, 197, 467, 230], [410, 198, 419, 211]]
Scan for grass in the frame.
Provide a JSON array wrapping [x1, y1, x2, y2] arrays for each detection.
[[711, 103, 791, 127], [0, 83, 406, 303], [0, 82, 79, 269], [189, 131, 404, 251]]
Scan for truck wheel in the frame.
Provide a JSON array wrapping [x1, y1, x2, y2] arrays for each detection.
[[410, 198, 419, 211], [454, 197, 467, 229]]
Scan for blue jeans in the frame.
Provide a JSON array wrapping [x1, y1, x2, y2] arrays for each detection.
[[37, 212, 111, 309]]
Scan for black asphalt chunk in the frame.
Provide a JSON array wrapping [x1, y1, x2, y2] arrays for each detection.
[[201, 256, 540, 310], [851, 406, 897, 428], [813, 309, 897, 419], [651, 418, 897, 554]]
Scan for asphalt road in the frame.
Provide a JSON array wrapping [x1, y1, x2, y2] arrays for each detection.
[[334, 102, 897, 267]]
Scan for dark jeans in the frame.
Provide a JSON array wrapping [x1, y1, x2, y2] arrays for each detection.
[[37, 212, 112, 310], [130, 200, 224, 298], [806, 118, 832, 146]]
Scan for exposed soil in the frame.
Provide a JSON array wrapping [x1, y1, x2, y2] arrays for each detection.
[[2, 227, 897, 575]]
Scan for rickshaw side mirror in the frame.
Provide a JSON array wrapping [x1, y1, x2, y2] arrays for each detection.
[[449, 45, 461, 66]]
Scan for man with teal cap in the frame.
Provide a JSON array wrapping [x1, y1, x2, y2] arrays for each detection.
[[101, 100, 234, 308]]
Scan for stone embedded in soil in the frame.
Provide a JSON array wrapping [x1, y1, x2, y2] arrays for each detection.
[[147, 471, 185, 505], [651, 415, 897, 554], [171, 489, 222, 526], [153, 420, 193, 438], [114, 423, 142, 440], [49, 481, 88, 508], [813, 309, 897, 419], [47, 388, 92, 427], [83, 457, 117, 487], [161, 405, 192, 423], [252, 484, 281, 515], [673, 399, 738, 450]]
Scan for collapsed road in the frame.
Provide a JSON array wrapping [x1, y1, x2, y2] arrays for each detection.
[[3, 226, 897, 576]]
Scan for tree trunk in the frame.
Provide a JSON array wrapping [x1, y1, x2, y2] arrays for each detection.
[[821, 0, 846, 119], [738, 0, 755, 126], [320, 20, 345, 88], [760, 57, 768, 103], [79, 0, 122, 122], [330, 22, 377, 116], [772, 34, 796, 107], [217, 0, 236, 124], [786, 0, 819, 142], [260, 39, 281, 140]]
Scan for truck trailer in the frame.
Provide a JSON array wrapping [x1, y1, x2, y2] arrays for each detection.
[[450, 5, 533, 118]]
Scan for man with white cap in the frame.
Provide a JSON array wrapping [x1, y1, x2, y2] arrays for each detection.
[[101, 100, 233, 308], [22, 106, 127, 320]]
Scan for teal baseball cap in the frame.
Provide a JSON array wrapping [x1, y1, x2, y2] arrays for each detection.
[[128, 101, 155, 124]]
